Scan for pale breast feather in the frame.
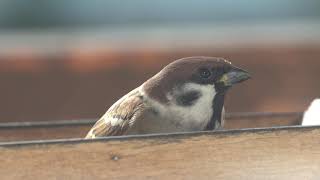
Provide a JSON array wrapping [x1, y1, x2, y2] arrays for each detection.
[[85, 88, 145, 138]]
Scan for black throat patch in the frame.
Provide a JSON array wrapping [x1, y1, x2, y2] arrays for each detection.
[[205, 92, 225, 130]]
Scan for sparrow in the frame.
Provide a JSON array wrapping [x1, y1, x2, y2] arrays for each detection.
[[85, 56, 250, 138]]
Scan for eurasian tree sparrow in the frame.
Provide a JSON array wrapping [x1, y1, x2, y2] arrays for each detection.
[[86, 57, 250, 138]]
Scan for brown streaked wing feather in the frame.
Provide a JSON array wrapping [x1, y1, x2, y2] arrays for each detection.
[[85, 88, 144, 138]]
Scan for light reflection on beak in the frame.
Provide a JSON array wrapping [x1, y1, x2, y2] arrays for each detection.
[[218, 68, 250, 87]]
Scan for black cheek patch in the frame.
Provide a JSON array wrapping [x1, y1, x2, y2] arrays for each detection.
[[176, 91, 202, 106]]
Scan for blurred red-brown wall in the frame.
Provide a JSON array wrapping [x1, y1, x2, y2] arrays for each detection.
[[1, 44, 320, 122]]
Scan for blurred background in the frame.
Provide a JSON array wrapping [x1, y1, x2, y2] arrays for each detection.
[[1, 0, 320, 123]]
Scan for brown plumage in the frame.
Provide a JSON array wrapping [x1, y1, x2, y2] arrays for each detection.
[[86, 57, 250, 139], [86, 88, 145, 138]]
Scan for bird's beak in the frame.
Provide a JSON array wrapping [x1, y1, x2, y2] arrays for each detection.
[[218, 67, 250, 87]]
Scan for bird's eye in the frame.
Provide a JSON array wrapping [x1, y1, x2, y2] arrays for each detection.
[[199, 68, 211, 79]]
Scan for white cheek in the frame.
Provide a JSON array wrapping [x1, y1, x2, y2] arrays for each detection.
[[166, 83, 216, 128], [141, 83, 217, 131], [177, 83, 216, 120]]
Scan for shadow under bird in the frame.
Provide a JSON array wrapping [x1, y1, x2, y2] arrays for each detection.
[[85, 57, 250, 138]]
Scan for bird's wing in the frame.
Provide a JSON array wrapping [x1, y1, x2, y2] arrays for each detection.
[[85, 88, 145, 138]]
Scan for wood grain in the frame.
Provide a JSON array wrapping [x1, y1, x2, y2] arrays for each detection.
[[0, 126, 319, 180]]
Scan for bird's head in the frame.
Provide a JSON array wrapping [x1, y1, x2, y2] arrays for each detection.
[[143, 56, 250, 130]]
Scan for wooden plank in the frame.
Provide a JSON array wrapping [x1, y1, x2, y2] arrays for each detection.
[[0, 112, 303, 142], [0, 126, 319, 180]]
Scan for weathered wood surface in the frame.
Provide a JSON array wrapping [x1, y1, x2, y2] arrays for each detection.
[[0, 126, 319, 180], [0, 112, 303, 142]]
